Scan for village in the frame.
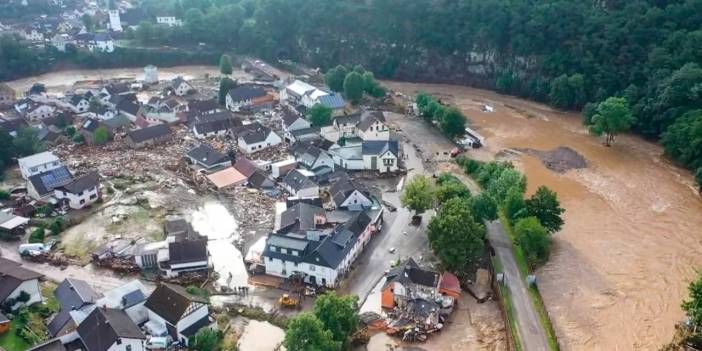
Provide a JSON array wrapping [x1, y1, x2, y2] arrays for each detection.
[[0, 54, 504, 351]]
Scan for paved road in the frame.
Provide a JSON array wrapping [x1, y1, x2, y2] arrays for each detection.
[[342, 141, 430, 303], [487, 221, 551, 351]]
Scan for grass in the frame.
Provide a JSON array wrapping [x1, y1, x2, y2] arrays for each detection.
[[499, 211, 560, 351], [0, 320, 31, 351]]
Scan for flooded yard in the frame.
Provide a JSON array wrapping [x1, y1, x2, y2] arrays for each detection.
[[236, 320, 285, 351], [386, 81, 702, 350]]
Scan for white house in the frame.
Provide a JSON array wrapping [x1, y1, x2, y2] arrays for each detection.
[[282, 169, 319, 198], [77, 308, 146, 351], [332, 113, 361, 139], [155, 14, 183, 27], [362, 140, 399, 173], [171, 77, 193, 96], [22, 27, 44, 41], [144, 65, 158, 84], [96, 280, 151, 325], [281, 108, 311, 137], [157, 238, 209, 278], [357, 111, 390, 141], [328, 139, 365, 171], [108, 10, 123, 31], [292, 142, 334, 173], [236, 123, 282, 154], [88, 33, 114, 53], [330, 174, 373, 211], [50, 33, 75, 51], [262, 210, 379, 287], [68, 94, 90, 113], [280, 80, 318, 106], [225, 85, 270, 112], [18, 151, 62, 180], [0, 258, 43, 310], [144, 283, 212, 346], [25, 102, 56, 121], [54, 171, 100, 209]]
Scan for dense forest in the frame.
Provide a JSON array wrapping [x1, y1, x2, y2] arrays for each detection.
[[1, 0, 701, 187]]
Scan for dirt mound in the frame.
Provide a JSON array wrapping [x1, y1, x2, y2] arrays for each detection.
[[518, 146, 587, 173]]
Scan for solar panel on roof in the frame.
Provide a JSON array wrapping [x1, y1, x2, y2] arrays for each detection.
[[41, 167, 72, 189]]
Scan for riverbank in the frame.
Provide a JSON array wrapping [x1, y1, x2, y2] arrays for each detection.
[[385, 81, 702, 350]]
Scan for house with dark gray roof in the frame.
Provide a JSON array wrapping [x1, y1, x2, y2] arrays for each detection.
[[27, 165, 73, 200], [54, 171, 101, 209], [0, 258, 43, 310], [48, 278, 101, 339], [362, 140, 399, 173], [282, 169, 319, 198], [277, 202, 327, 234], [76, 307, 145, 351], [68, 94, 90, 113], [225, 85, 269, 112], [263, 211, 377, 287], [381, 258, 440, 310], [144, 283, 211, 346], [160, 238, 209, 278], [191, 111, 241, 139], [185, 143, 231, 171], [235, 122, 282, 154], [329, 173, 372, 210], [248, 170, 275, 190], [126, 124, 171, 148], [357, 110, 389, 141], [281, 108, 310, 138], [171, 77, 193, 96], [292, 142, 334, 174]]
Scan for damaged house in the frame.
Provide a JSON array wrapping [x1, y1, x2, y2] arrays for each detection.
[[144, 283, 212, 346]]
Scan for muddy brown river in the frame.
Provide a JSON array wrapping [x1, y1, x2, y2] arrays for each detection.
[[387, 81, 702, 350]]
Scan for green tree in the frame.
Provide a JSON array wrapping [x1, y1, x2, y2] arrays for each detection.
[[28, 226, 45, 244], [136, 21, 154, 43], [439, 107, 466, 138], [72, 133, 85, 144], [92, 126, 109, 145], [0, 189, 9, 200], [469, 193, 498, 222], [325, 65, 348, 92], [0, 129, 16, 175], [423, 100, 443, 122], [435, 180, 470, 204], [401, 175, 435, 214], [307, 103, 332, 126], [415, 92, 431, 110], [49, 218, 63, 236], [661, 110, 702, 171], [284, 312, 339, 351], [589, 97, 635, 146], [65, 126, 76, 137], [13, 127, 45, 157], [343, 71, 364, 104], [504, 187, 527, 222], [313, 292, 359, 345], [487, 168, 526, 205], [514, 216, 551, 267], [219, 54, 233, 75], [427, 197, 486, 272], [28, 83, 46, 95], [682, 271, 702, 329], [525, 186, 565, 233], [188, 328, 221, 351], [81, 14, 95, 32], [218, 77, 237, 105]]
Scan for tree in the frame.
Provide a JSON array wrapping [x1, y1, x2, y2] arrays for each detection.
[[28, 226, 45, 244], [136, 21, 154, 43], [72, 133, 85, 144], [218, 77, 237, 105], [13, 127, 44, 157], [313, 292, 359, 345], [487, 168, 526, 205], [401, 175, 435, 214], [81, 14, 95, 32], [504, 187, 527, 222], [65, 126, 76, 137], [423, 100, 443, 122], [469, 193, 498, 222], [439, 107, 466, 138], [526, 186, 565, 233], [435, 180, 470, 204], [0, 129, 15, 175], [188, 328, 221, 351], [683, 272, 702, 329], [325, 65, 348, 92], [307, 103, 332, 126], [49, 218, 63, 236], [93, 126, 109, 145], [515, 217, 551, 267], [284, 312, 339, 351], [219, 54, 232, 75], [343, 71, 364, 104], [661, 110, 702, 171], [427, 197, 486, 272], [589, 97, 635, 146]]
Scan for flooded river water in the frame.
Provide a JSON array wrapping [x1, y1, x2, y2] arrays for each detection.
[[386, 81, 702, 350]]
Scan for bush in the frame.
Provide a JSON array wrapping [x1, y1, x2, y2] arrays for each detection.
[[72, 133, 84, 144], [37, 205, 53, 217], [457, 157, 483, 175], [49, 217, 63, 235], [0, 189, 9, 199], [28, 226, 45, 243], [515, 217, 551, 267]]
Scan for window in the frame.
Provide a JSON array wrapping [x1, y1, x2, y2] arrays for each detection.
[[282, 248, 287, 254], [116, 339, 122, 345], [309, 265, 316, 271], [80, 199, 85, 204], [270, 245, 276, 252], [383, 158, 394, 166], [126, 346, 132, 351], [90, 194, 97, 200]]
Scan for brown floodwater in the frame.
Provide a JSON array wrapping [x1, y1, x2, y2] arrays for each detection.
[[386, 81, 702, 351]]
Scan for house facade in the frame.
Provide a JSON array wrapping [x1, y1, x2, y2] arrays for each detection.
[[25, 103, 56, 121], [362, 140, 399, 173], [225, 85, 272, 112], [18, 151, 62, 179], [357, 111, 390, 141], [171, 77, 193, 96], [236, 124, 282, 154], [144, 284, 211, 346], [54, 171, 100, 209]]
